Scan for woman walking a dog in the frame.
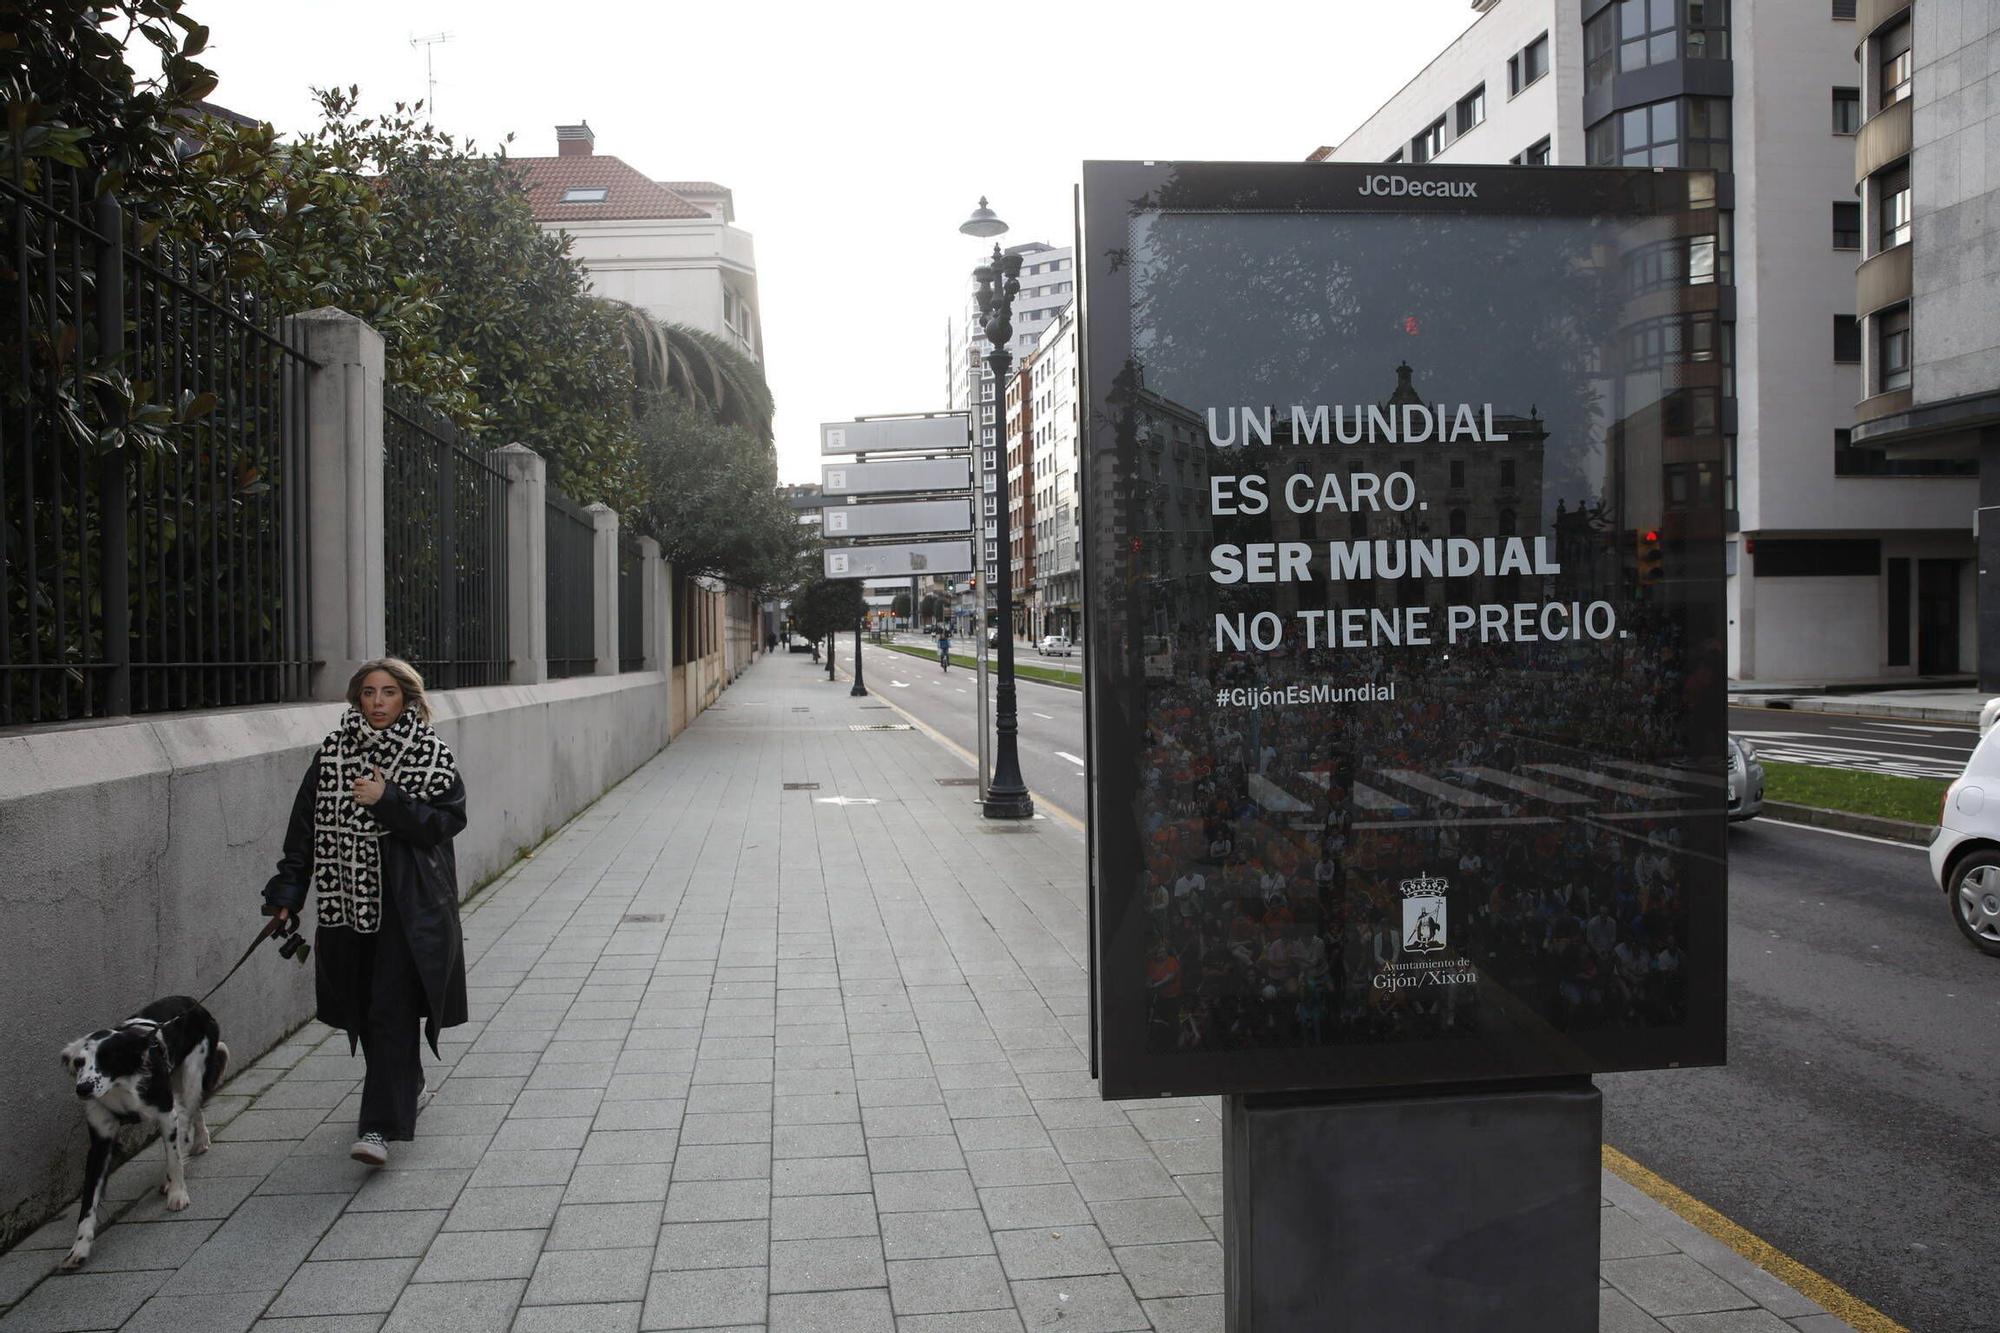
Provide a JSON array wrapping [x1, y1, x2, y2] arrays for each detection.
[[263, 657, 469, 1166]]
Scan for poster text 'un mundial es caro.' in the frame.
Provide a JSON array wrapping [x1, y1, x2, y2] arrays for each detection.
[[1078, 161, 1730, 1100]]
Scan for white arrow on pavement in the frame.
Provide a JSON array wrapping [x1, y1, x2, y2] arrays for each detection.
[[815, 796, 880, 806]]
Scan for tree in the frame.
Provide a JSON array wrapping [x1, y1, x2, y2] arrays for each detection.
[[606, 303, 773, 443], [635, 394, 810, 598], [792, 577, 864, 646], [891, 593, 912, 619]]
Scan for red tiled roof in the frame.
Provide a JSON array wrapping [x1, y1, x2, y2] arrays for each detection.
[[659, 180, 727, 195], [510, 155, 709, 222]]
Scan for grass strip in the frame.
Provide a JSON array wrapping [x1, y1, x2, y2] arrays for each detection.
[[883, 642, 1082, 688], [1760, 758, 1947, 827]]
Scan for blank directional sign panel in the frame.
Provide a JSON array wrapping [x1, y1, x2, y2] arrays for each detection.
[[821, 415, 970, 456], [824, 540, 973, 580], [821, 498, 972, 539], [823, 456, 973, 497]]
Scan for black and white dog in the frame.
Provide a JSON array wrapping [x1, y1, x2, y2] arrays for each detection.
[[58, 996, 228, 1270]]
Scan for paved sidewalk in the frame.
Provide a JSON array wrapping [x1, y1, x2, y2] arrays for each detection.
[[1731, 682, 1981, 724], [1, 657, 1860, 1331]]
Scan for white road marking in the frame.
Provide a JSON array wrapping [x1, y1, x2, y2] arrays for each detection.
[[1464, 766, 1594, 803], [1056, 751, 1086, 766], [1529, 763, 1681, 799], [1382, 769, 1505, 808], [1248, 772, 1313, 813], [956, 688, 967, 694], [1033, 712, 1054, 720], [1753, 819, 1928, 852], [891, 680, 910, 689]]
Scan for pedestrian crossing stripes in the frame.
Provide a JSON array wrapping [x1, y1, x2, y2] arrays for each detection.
[[1265, 753, 1724, 826]]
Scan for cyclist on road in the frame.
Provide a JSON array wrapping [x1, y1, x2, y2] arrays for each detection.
[[937, 628, 953, 671]]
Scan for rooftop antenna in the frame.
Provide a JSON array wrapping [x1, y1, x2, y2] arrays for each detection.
[[409, 31, 451, 116]]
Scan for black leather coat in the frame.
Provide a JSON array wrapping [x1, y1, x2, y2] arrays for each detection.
[[263, 756, 470, 1055]]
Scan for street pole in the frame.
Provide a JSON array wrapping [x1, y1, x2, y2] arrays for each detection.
[[851, 614, 867, 696], [971, 241, 1033, 820]]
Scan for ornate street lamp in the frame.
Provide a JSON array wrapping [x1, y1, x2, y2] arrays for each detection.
[[962, 198, 1033, 820]]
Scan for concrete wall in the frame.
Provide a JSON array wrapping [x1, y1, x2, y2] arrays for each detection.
[[1909, 0, 2000, 403], [1748, 575, 1884, 679], [0, 672, 670, 1248]]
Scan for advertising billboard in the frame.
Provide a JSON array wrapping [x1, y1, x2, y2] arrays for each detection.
[[822, 498, 973, 539], [821, 414, 971, 456], [824, 540, 974, 580], [1080, 161, 1730, 1098]]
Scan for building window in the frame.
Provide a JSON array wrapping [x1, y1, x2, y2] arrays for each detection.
[[560, 186, 609, 203], [1412, 116, 1447, 164], [1620, 0, 1679, 74], [1686, 97, 1731, 168], [1833, 315, 1861, 363], [1456, 84, 1486, 135], [1879, 164, 1911, 250], [1833, 86, 1861, 134], [1686, 0, 1729, 60], [1877, 305, 1911, 391], [1448, 460, 1466, 489], [1588, 98, 1729, 170], [1836, 425, 1978, 476], [1499, 458, 1517, 489], [1511, 136, 1553, 166], [1832, 0, 1855, 16], [1584, 9, 1615, 90], [1879, 19, 1912, 110], [1509, 32, 1550, 96], [1833, 201, 1860, 249], [1623, 101, 1680, 166], [1384, 148, 1405, 164]]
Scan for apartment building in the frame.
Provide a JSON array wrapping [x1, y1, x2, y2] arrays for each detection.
[[1322, 0, 1978, 682], [1004, 362, 1037, 638], [1028, 304, 1083, 641], [516, 123, 764, 363], [1848, 0, 1997, 686]]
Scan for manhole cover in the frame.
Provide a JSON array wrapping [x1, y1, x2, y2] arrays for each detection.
[[935, 777, 978, 787], [619, 913, 665, 924], [784, 782, 820, 791], [981, 824, 1030, 834], [849, 724, 913, 732]]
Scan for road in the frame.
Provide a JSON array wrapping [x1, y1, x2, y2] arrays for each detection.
[[854, 645, 2000, 1332], [1728, 706, 1974, 780]]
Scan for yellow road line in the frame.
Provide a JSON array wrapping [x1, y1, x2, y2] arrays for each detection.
[[840, 650, 1086, 834], [1602, 1146, 1908, 1333]]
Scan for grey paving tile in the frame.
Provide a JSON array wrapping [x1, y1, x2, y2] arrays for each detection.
[[653, 1219, 769, 1272], [769, 1287, 895, 1333], [565, 1162, 672, 1204], [893, 1312, 1025, 1333], [876, 1209, 996, 1264], [963, 1149, 1068, 1190], [1660, 1313, 1799, 1332], [494, 1117, 597, 1152], [512, 1302, 641, 1332], [120, 1291, 273, 1333], [873, 1171, 978, 1214], [977, 1184, 1094, 1231], [1064, 1159, 1178, 1204], [547, 1202, 663, 1251], [1138, 1294, 1224, 1333], [1086, 1195, 1211, 1247], [444, 1184, 567, 1232], [1113, 1240, 1222, 1298], [1603, 1256, 1762, 1318], [160, 1191, 346, 1296], [469, 1151, 579, 1190], [268, 1258, 420, 1316], [993, 1225, 1118, 1281], [524, 1247, 653, 1305], [379, 1277, 526, 1333], [868, 1136, 966, 1174], [661, 1178, 770, 1223], [774, 1156, 872, 1196], [0, 1269, 169, 1333], [59, 1219, 216, 1272], [1602, 1207, 1684, 1261], [865, 1105, 954, 1139], [885, 1256, 1012, 1316], [312, 1209, 448, 1260], [1008, 1274, 1149, 1332], [678, 1113, 770, 1146], [578, 1130, 680, 1166], [350, 1167, 474, 1212], [1601, 1287, 1673, 1332], [1176, 1173, 1222, 1218], [671, 1143, 770, 1181], [640, 1265, 765, 1329], [1047, 1127, 1150, 1165], [774, 1122, 866, 1159], [771, 1236, 889, 1292], [771, 1193, 881, 1241], [413, 1226, 547, 1282], [949, 1118, 1050, 1154]]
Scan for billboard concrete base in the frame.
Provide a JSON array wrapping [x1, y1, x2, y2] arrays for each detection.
[[1223, 1079, 1601, 1332]]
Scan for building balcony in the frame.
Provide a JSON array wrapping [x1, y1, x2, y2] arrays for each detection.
[[1855, 97, 1912, 188], [1855, 0, 1912, 49], [1855, 242, 1912, 319]]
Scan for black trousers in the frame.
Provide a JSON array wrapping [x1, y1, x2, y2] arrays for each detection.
[[356, 887, 427, 1140]]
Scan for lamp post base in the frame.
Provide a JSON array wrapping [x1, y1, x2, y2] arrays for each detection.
[[981, 785, 1034, 820]]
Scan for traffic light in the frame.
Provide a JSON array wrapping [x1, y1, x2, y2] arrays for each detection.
[[1636, 528, 1665, 589], [968, 574, 978, 592]]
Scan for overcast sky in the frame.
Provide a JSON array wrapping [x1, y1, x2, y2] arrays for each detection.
[[179, 0, 1480, 482]]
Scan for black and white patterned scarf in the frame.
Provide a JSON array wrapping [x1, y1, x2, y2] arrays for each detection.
[[312, 706, 458, 933]]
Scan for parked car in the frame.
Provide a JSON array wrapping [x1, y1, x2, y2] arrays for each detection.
[[1932, 724, 2000, 956], [1980, 696, 2000, 736], [1038, 634, 1074, 657], [1728, 736, 1765, 821]]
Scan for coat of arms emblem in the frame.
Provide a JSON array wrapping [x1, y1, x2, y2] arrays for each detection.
[[1400, 871, 1449, 955]]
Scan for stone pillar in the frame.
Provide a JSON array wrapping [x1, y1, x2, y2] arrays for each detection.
[[494, 444, 548, 685], [295, 308, 386, 701], [587, 503, 619, 677], [640, 536, 667, 672]]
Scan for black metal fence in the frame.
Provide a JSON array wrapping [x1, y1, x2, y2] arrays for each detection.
[[545, 490, 597, 678], [2, 164, 313, 726], [384, 391, 511, 689], [618, 536, 644, 672]]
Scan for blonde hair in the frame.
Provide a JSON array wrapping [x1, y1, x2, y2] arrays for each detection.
[[345, 656, 431, 723]]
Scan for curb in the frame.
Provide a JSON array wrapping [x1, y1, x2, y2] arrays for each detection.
[[1733, 696, 1979, 726], [1762, 799, 1934, 846], [878, 643, 1083, 692]]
